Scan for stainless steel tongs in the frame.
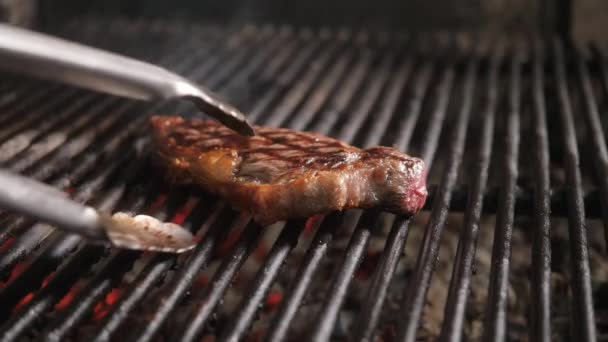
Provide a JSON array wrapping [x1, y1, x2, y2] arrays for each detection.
[[0, 23, 255, 136]]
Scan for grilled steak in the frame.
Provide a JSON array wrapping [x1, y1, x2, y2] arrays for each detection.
[[150, 116, 428, 225]]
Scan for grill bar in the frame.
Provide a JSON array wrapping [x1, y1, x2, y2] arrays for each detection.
[[362, 51, 413, 148], [286, 40, 354, 131], [482, 45, 521, 341], [553, 39, 596, 342], [440, 42, 502, 342], [0, 88, 80, 146], [248, 35, 322, 122], [306, 41, 407, 342], [307, 44, 371, 132], [349, 55, 423, 342], [336, 50, 397, 143], [579, 45, 608, 250], [261, 38, 341, 126], [529, 39, 552, 342], [397, 43, 476, 342]]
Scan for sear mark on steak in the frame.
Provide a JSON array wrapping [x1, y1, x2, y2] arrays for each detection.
[[149, 115, 428, 225]]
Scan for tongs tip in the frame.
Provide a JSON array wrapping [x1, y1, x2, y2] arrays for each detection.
[[185, 91, 256, 137], [204, 103, 256, 136], [101, 212, 196, 253]]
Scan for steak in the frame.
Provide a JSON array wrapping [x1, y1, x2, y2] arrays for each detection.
[[149, 115, 428, 225]]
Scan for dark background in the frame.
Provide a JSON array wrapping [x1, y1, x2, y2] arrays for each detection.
[[36, 0, 560, 33], [4, 0, 608, 42]]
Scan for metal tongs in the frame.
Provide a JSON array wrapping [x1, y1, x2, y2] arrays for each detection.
[[0, 169, 196, 253], [0, 23, 255, 136]]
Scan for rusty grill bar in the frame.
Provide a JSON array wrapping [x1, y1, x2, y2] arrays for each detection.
[[0, 18, 608, 341]]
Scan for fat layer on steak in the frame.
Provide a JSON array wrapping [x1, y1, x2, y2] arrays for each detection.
[[149, 116, 428, 225]]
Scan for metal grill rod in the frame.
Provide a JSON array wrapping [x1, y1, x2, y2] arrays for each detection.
[[529, 38, 552, 342], [350, 50, 434, 342], [307, 39, 401, 342], [397, 41, 477, 342], [440, 41, 503, 342], [481, 45, 521, 341], [3, 95, 116, 169], [285, 41, 356, 131], [362, 51, 413, 148], [247, 35, 323, 123], [553, 39, 596, 342], [260, 39, 341, 127], [578, 45, 608, 250]]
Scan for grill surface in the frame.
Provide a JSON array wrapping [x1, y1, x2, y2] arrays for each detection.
[[1, 18, 608, 341]]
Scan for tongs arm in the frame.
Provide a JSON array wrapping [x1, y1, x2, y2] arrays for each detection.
[[0, 169, 195, 253], [0, 23, 254, 136]]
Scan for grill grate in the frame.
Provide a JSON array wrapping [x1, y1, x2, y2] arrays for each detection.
[[0, 18, 608, 341]]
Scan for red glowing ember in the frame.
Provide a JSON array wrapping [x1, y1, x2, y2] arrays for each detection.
[[93, 288, 123, 321], [215, 227, 244, 257], [265, 291, 282, 312], [41, 272, 54, 288], [305, 214, 324, 235], [355, 250, 382, 280], [63, 187, 77, 195], [172, 198, 198, 225], [3, 262, 28, 287], [147, 194, 168, 213], [13, 292, 34, 312], [55, 285, 80, 311], [253, 242, 269, 261], [201, 335, 216, 342], [245, 329, 265, 342], [194, 274, 209, 289], [0, 237, 15, 253]]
